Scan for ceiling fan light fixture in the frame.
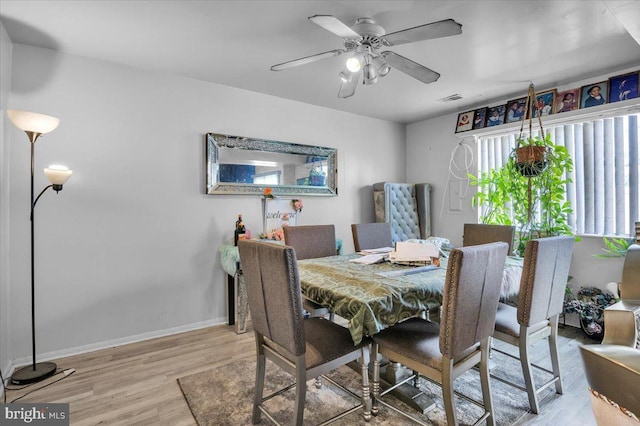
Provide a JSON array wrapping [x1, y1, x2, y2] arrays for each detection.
[[372, 55, 391, 77], [363, 63, 378, 85], [346, 56, 362, 72], [338, 70, 353, 83]]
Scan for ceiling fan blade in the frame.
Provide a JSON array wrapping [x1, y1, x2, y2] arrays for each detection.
[[309, 15, 361, 39], [271, 49, 346, 71], [338, 72, 361, 98], [381, 19, 462, 46], [381, 51, 440, 84]]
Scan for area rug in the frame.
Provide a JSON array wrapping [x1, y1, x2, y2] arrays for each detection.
[[177, 343, 560, 426]]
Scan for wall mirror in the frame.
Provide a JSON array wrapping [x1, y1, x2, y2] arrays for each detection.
[[206, 133, 338, 196]]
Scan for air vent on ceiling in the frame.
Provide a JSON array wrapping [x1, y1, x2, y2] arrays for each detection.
[[439, 94, 463, 102]]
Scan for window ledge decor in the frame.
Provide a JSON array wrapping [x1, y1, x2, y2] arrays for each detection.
[[206, 133, 337, 196]]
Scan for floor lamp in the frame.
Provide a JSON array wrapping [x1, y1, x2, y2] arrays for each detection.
[[7, 110, 73, 385]]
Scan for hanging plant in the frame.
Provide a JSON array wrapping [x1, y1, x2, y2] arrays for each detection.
[[513, 84, 548, 177], [469, 83, 575, 255]]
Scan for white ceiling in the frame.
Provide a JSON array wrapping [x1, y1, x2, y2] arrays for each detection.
[[1, 1, 640, 124]]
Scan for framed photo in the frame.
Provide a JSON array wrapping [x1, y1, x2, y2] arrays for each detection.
[[580, 81, 608, 109], [455, 110, 474, 133], [556, 88, 580, 113], [532, 89, 556, 117], [486, 104, 506, 127], [608, 71, 639, 103], [473, 107, 487, 129], [505, 97, 528, 123]]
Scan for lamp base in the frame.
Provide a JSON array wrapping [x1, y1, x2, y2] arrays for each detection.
[[11, 361, 57, 385]]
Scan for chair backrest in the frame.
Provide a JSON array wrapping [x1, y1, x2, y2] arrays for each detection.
[[351, 222, 393, 252], [373, 182, 431, 242], [439, 242, 508, 359], [463, 223, 516, 256], [621, 244, 640, 300], [517, 236, 575, 326], [238, 240, 306, 357], [283, 225, 336, 260]]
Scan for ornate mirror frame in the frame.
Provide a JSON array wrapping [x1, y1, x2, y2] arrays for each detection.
[[206, 133, 338, 196]]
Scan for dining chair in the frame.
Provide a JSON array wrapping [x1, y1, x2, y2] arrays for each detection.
[[351, 222, 393, 252], [492, 235, 575, 414], [238, 240, 372, 425], [371, 242, 509, 426], [602, 244, 640, 348], [283, 224, 337, 260], [463, 223, 516, 256], [283, 224, 337, 319]]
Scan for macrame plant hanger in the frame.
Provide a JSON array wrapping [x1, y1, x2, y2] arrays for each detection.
[[515, 83, 547, 224]]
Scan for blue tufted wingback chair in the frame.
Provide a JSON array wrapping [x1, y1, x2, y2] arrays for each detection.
[[373, 182, 432, 243]]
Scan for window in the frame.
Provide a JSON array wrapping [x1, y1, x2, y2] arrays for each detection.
[[477, 113, 639, 236]]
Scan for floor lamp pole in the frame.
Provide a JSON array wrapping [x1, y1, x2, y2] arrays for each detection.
[[11, 133, 58, 385]]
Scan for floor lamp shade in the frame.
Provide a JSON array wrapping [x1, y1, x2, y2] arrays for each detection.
[[45, 165, 73, 186], [7, 110, 60, 135], [8, 109, 68, 385]]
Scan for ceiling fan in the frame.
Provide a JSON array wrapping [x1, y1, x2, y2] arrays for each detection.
[[271, 15, 462, 98]]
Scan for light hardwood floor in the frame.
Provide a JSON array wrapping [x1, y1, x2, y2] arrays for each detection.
[[3, 324, 597, 425]]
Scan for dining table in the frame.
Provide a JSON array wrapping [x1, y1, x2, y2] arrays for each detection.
[[297, 252, 524, 345]]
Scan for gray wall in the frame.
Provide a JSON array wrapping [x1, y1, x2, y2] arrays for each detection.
[[2, 41, 406, 368]]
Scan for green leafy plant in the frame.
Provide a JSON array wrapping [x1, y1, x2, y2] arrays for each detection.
[[594, 236, 634, 258], [469, 133, 575, 255]]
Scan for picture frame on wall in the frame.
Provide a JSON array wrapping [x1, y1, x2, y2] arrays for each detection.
[[608, 71, 639, 103], [556, 88, 580, 113], [505, 97, 528, 123], [532, 89, 557, 117], [455, 110, 474, 133], [473, 107, 487, 129], [580, 81, 608, 108], [486, 105, 506, 127]]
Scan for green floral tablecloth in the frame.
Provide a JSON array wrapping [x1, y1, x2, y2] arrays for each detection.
[[298, 254, 523, 345]]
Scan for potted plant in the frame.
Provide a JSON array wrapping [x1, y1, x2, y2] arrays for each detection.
[[514, 134, 549, 177], [563, 286, 616, 340], [469, 86, 574, 255], [593, 236, 635, 258]]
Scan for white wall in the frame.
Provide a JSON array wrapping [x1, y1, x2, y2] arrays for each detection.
[[0, 19, 14, 379], [5, 43, 406, 363]]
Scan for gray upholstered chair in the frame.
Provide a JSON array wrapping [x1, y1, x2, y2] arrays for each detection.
[[602, 244, 640, 348], [238, 240, 372, 425], [351, 222, 393, 252], [372, 242, 509, 426], [283, 224, 337, 319], [283, 224, 337, 260], [463, 223, 516, 256], [373, 182, 431, 243], [492, 235, 575, 414]]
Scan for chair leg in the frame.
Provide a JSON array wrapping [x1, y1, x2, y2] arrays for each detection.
[[442, 357, 458, 426], [253, 339, 266, 424], [519, 328, 540, 414], [294, 357, 306, 426], [548, 316, 563, 394], [360, 348, 372, 422], [371, 343, 380, 416], [480, 339, 495, 426]]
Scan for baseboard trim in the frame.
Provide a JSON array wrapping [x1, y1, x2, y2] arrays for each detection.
[[9, 317, 228, 373]]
